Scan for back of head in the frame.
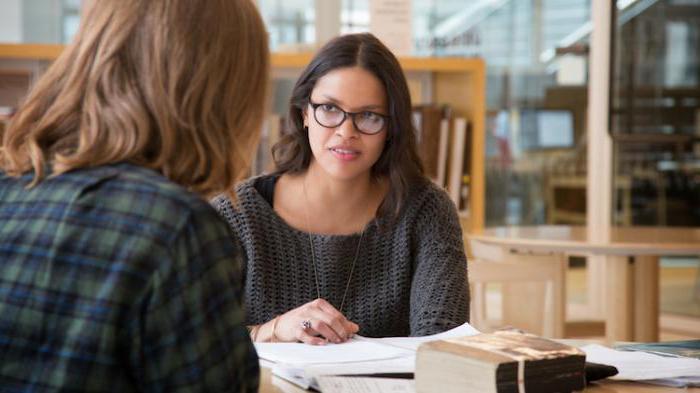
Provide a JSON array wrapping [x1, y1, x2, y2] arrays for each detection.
[[0, 0, 269, 197]]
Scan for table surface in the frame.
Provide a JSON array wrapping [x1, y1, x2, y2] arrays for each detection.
[[468, 225, 700, 256], [259, 367, 700, 392]]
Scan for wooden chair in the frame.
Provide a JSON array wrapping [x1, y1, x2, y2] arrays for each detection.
[[467, 239, 567, 338]]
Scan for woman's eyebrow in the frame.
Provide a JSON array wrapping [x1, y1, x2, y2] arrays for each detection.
[[318, 94, 385, 111]]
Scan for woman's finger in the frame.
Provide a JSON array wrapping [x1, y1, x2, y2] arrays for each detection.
[[296, 323, 327, 345], [313, 298, 346, 320], [311, 298, 360, 336], [307, 309, 350, 342], [309, 318, 346, 343]]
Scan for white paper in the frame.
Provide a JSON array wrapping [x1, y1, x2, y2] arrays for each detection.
[[302, 356, 417, 377], [255, 340, 413, 365], [355, 322, 481, 351], [256, 322, 480, 365], [318, 376, 415, 393], [264, 322, 480, 390], [642, 376, 700, 388], [582, 344, 700, 380], [272, 365, 314, 390]]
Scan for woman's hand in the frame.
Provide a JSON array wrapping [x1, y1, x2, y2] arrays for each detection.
[[273, 298, 359, 345]]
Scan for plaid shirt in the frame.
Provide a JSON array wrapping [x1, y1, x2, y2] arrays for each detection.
[[0, 163, 258, 392]]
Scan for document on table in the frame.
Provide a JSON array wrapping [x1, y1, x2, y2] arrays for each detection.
[[317, 376, 415, 393], [255, 340, 413, 365], [254, 321, 480, 366], [255, 321, 480, 390], [353, 321, 480, 351], [582, 344, 700, 387]]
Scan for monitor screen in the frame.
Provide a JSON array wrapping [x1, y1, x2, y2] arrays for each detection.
[[519, 109, 574, 150]]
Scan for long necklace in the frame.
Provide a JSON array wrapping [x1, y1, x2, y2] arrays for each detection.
[[302, 178, 365, 313]]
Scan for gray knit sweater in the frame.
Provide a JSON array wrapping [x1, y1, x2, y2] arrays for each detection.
[[213, 176, 469, 337]]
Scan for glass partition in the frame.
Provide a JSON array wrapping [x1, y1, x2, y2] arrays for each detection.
[[611, 0, 700, 322], [611, 0, 700, 227], [0, 0, 81, 44], [409, 0, 593, 227], [257, 0, 315, 50]]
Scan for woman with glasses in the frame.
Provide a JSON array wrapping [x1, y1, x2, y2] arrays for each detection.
[[214, 33, 469, 345]]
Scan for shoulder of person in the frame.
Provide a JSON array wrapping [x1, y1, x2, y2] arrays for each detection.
[[77, 163, 221, 231], [210, 173, 277, 215], [405, 179, 456, 213]]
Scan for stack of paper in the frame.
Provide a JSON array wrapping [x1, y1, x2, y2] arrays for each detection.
[[254, 322, 480, 390], [582, 344, 700, 388]]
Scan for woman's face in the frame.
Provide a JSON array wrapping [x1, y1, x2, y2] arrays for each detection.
[[304, 66, 388, 182]]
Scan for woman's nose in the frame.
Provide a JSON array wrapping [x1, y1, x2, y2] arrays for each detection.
[[334, 116, 360, 139]]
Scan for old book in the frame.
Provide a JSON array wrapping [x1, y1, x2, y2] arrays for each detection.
[[413, 104, 449, 184], [436, 116, 450, 188], [459, 121, 472, 212], [415, 330, 586, 393], [447, 117, 468, 208]]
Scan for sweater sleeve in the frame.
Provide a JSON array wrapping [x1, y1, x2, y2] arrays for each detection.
[[409, 186, 470, 336]]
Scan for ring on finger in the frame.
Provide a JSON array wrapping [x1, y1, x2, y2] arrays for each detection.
[[301, 319, 312, 330]]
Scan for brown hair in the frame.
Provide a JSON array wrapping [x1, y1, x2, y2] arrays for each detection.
[[0, 0, 268, 197], [272, 33, 425, 218]]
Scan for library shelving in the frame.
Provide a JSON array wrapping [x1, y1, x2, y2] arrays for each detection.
[[0, 44, 485, 232]]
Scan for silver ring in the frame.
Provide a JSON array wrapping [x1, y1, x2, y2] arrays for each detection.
[[301, 319, 312, 330]]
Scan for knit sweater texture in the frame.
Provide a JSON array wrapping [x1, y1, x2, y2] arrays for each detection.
[[213, 176, 469, 337]]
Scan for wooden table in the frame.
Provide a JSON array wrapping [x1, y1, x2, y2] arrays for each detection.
[[467, 225, 700, 342], [259, 367, 700, 392]]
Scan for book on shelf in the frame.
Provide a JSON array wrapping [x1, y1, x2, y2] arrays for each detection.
[[447, 117, 470, 212], [436, 116, 450, 189], [254, 322, 481, 391], [415, 330, 586, 393], [412, 104, 451, 187]]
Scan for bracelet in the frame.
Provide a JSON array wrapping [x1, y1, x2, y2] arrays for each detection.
[[270, 315, 280, 343]]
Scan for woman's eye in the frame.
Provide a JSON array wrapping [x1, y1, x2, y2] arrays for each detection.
[[321, 104, 339, 112], [362, 112, 381, 121]]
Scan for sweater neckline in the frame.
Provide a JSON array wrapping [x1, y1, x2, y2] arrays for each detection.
[[243, 175, 379, 240]]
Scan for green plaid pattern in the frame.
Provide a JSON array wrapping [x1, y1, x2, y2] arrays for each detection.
[[0, 163, 258, 392]]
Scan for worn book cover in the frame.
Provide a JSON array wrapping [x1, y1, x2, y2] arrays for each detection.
[[416, 330, 586, 393]]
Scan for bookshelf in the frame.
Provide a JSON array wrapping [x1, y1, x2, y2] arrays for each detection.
[[0, 44, 486, 232]]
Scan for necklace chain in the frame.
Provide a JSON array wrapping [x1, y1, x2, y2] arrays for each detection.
[[302, 178, 364, 314]]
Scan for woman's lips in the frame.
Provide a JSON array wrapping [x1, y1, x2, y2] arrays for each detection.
[[329, 147, 360, 161]]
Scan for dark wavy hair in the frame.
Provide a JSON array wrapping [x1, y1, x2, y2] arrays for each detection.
[[272, 33, 425, 218]]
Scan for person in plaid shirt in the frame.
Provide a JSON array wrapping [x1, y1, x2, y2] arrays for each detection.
[[0, 0, 268, 391]]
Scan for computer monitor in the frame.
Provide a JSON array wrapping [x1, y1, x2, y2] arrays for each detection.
[[519, 109, 575, 150]]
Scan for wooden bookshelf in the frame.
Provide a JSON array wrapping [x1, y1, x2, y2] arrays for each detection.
[[0, 44, 486, 232], [0, 44, 64, 60]]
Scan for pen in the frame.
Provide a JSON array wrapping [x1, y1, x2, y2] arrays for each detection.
[[337, 373, 414, 379]]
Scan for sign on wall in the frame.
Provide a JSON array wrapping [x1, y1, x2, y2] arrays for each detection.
[[369, 0, 413, 56]]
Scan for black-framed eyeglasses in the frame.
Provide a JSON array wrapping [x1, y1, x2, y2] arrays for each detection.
[[309, 101, 388, 135]]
